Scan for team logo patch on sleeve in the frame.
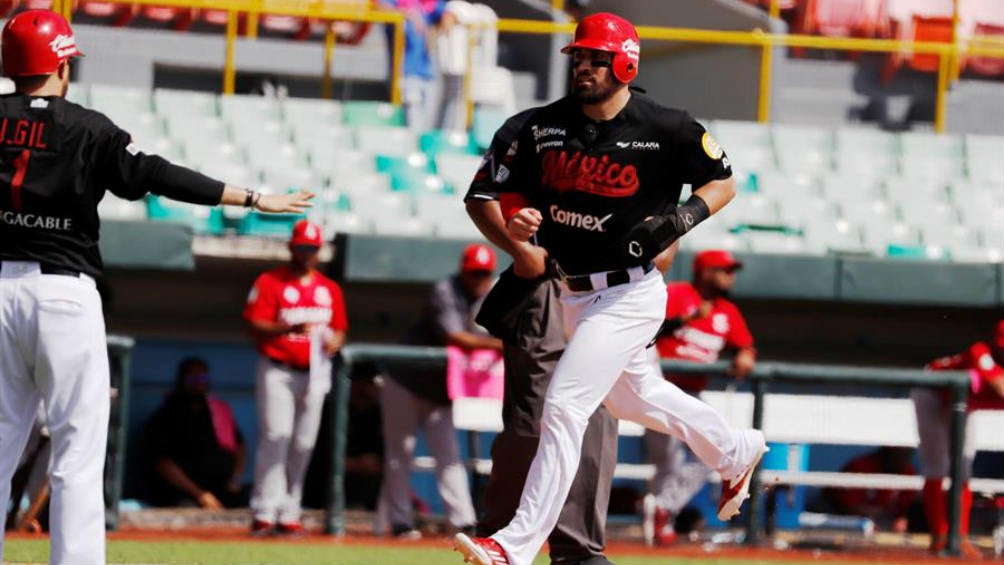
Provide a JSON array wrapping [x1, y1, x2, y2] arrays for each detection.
[[701, 132, 724, 160]]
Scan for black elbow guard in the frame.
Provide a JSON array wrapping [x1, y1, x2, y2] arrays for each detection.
[[619, 195, 711, 263]]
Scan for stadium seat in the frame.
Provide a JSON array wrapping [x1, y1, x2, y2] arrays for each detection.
[[342, 101, 406, 127], [965, 135, 1004, 184], [350, 190, 413, 223], [743, 228, 810, 255], [772, 124, 835, 173], [154, 88, 218, 119], [330, 171, 392, 197], [320, 210, 369, 235], [78, 1, 135, 26], [146, 195, 225, 235], [98, 194, 148, 221], [168, 117, 232, 159], [246, 142, 305, 172], [419, 130, 480, 158], [90, 84, 151, 125], [375, 152, 434, 176], [373, 215, 433, 237], [221, 94, 282, 121], [833, 128, 900, 176], [839, 198, 897, 226], [356, 126, 418, 156], [311, 149, 377, 178], [436, 153, 482, 193], [137, 6, 194, 30], [201, 162, 255, 189], [239, 211, 305, 237], [966, 23, 1004, 76], [862, 221, 921, 254], [290, 123, 354, 151], [261, 168, 318, 193], [709, 120, 776, 175], [886, 243, 949, 260], [283, 97, 343, 124], [802, 218, 869, 255], [471, 106, 509, 150]]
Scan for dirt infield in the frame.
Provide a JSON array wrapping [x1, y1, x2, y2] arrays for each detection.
[[5, 527, 990, 564]]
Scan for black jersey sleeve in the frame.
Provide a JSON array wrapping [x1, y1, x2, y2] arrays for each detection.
[[491, 119, 537, 197], [673, 113, 732, 188], [94, 122, 225, 205], [464, 108, 538, 202]]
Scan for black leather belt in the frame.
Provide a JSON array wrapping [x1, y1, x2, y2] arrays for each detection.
[[561, 262, 655, 292], [268, 357, 309, 373], [0, 262, 81, 278]]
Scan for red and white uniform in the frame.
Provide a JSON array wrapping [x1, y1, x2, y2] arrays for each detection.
[[244, 266, 348, 370], [655, 282, 753, 392], [927, 342, 1004, 411]]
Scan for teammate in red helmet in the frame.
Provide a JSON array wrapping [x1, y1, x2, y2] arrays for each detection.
[[912, 320, 1004, 558], [454, 12, 765, 565], [0, 10, 311, 565]]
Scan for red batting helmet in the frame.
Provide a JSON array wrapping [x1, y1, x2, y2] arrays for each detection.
[[460, 243, 496, 273], [2, 10, 84, 78], [290, 219, 323, 247], [561, 12, 640, 84]]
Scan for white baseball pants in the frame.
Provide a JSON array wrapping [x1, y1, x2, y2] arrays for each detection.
[[0, 261, 109, 565], [911, 387, 976, 479], [492, 270, 764, 565], [379, 377, 477, 530], [251, 358, 329, 524]]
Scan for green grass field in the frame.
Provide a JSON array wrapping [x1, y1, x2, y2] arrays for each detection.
[[1, 538, 792, 565]]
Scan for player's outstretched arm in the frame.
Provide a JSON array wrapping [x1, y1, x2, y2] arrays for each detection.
[[218, 184, 314, 214]]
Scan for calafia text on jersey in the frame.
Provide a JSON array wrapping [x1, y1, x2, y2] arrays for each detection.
[[0, 118, 49, 149]]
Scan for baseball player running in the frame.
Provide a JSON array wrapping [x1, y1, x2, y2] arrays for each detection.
[[913, 319, 1004, 559], [454, 13, 766, 565], [465, 108, 623, 565], [0, 11, 312, 565], [244, 220, 347, 536]]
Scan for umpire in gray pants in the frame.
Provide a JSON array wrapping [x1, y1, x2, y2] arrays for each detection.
[[464, 108, 619, 565]]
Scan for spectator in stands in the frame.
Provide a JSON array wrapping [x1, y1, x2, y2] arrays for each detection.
[[913, 319, 1004, 558], [643, 249, 756, 546], [821, 446, 917, 533], [434, 0, 474, 131], [379, 0, 446, 130], [380, 244, 501, 539], [145, 357, 248, 509]]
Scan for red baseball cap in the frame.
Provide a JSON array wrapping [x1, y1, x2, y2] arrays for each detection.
[[290, 220, 323, 247], [693, 249, 743, 274], [461, 243, 496, 273]]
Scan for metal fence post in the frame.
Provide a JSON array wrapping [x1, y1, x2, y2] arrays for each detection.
[[104, 336, 134, 531], [745, 376, 767, 545], [945, 380, 968, 556], [325, 352, 354, 535]]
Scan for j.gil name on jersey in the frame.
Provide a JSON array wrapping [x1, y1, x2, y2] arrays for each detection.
[[550, 205, 612, 232], [0, 118, 49, 149], [1, 210, 73, 231]]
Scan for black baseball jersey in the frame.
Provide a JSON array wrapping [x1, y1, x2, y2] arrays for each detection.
[[464, 107, 539, 203], [0, 93, 224, 277], [496, 93, 731, 276]]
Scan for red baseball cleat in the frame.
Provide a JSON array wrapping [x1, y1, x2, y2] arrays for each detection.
[[250, 519, 274, 537], [717, 443, 768, 521], [453, 533, 510, 565], [642, 494, 678, 547], [276, 521, 304, 536]]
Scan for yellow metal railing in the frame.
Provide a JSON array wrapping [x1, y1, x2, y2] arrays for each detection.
[[48, 0, 1004, 132], [495, 17, 1004, 133], [54, 0, 405, 102]]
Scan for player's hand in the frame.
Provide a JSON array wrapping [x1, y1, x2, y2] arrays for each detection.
[[287, 322, 310, 335], [323, 330, 344, 356], [513, 243, 548, 279], [196, 491, 224, 511], [728, 348, 756, 381], [696, 300, 713, 320], [255, 190, 314, 214], [507, 208, 542, 242]]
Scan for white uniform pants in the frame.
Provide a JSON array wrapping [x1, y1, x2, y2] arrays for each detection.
[[0, 261, 109, 565], [379, 377, 477, 529], [911, 387, 976, 479], [492, 270, 764, 565], [251, 358, 329, 524]]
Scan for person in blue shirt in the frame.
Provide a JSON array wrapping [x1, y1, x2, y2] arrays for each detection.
[[380, 0, 446, 130]]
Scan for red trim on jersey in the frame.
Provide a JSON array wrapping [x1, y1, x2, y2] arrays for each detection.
[[926, 342, 1004, 410], [244, 266, 348, 369], [500, 193, 530, 222]]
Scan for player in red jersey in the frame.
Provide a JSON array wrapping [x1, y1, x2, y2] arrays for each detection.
[[244, 220, 348, 536], [913, 319, 1004, 557]]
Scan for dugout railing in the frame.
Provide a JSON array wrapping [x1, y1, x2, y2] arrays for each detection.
[[324, 343, 979, 556]]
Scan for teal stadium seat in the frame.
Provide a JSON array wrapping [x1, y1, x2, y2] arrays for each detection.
[[146, 195, 224, 235], [342, 101, 406, 127], [472, 107, 509, 150], [419, 130, 480, 158]]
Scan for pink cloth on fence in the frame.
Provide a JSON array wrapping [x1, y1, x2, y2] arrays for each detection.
[[208, 396, 239, 453], [446, 345, 504, 400]]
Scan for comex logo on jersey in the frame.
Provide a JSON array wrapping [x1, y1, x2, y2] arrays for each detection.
[[549, 205, 612, 232]]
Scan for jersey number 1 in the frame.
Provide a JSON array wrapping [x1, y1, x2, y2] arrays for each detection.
[[10, 149, 29, 212]]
